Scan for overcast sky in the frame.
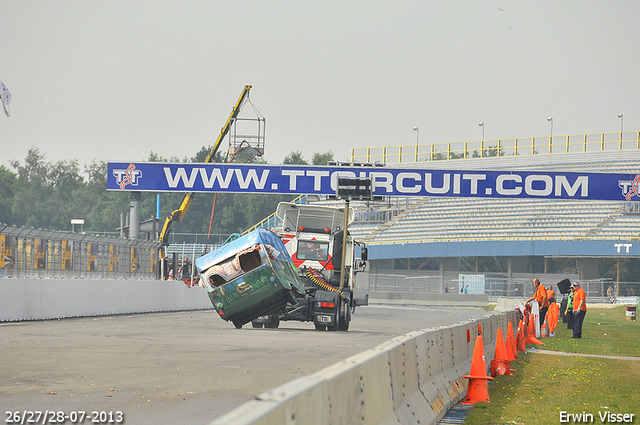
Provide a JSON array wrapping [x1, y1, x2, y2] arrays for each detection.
[[1, 1, 638, 171]]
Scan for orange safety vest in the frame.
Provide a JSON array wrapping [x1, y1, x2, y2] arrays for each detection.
[[573, 287, 587, 312], [536, 285, 549, 308]]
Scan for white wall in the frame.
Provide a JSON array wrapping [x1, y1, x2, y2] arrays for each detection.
[[0, 278, 212, 321]]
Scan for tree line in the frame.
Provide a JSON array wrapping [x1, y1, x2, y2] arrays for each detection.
[[0, 147, 333, 238]]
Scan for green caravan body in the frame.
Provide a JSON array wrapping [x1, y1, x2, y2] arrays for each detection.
[[195, 229, 305, 329]]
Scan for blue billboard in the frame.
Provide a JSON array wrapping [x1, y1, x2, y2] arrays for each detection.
[[107, 162, 640, 201]]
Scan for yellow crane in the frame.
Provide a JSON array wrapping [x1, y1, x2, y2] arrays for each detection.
[[158, 85, 253, 244]]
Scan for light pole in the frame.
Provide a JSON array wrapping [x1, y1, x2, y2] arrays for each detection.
[[413, 126, 420, 162], [618, 113, 624, 133], [547, 117, 553, 154], [478, 122, 484, 141]]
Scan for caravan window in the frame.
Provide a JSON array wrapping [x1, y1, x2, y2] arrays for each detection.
[[202, 244, 265, 288], [238, 246, 262, 273]]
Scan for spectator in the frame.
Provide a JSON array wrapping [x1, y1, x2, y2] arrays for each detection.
[[571, 282, 587, 338], [183, 257, 192, 279], [464, 285, 469, 294], [547, 285, 556, 304], [526, 278, 549, 326], [564, 285, 575, 329], [607, 286, 614, 304], [445, 284, 449, 293]]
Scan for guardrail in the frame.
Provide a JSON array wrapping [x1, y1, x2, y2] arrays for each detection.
[[211, 310, 518, 425], [352, 131, 640, 164]]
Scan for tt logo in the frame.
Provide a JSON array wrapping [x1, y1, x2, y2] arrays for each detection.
[[113, 164, 142, 189], [614, 243, 632, 253]]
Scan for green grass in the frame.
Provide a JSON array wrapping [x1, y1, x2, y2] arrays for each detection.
[[464, 307, 640, 424], [540, 306, 640, 357]]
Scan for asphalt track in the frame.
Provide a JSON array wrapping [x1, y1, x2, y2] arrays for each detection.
[[1, 304, 488, 425]]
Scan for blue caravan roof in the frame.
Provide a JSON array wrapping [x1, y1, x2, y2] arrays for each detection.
[[195, 229, 289, 273]]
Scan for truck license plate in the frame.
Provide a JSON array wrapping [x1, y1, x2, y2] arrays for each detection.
[[317, 315, 332, 323]]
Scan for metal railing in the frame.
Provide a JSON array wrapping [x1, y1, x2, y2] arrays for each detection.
[[365, 234, 638, 245], [0, 224, 162, 279], [352, 131, 640, 164], [368, 272, 640, 302], [243, 194, 307, 235]]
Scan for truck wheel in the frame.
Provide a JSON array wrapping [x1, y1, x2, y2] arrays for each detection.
[[315, 324, 326, 331], [327, 314, 339, 331], [338, 316, 350, 331], [338, 300, 350, 331], [251, 322, 264, 328], [265, 318, 280, 329]]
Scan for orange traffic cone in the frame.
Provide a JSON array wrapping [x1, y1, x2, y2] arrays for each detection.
[[462, 335, 494, 404], [547, 303, 559, 336], [490, 327, 511, 377], [525, 313, 544, 345], [506, 321, 518, 361], [516, 320, 526, 352]]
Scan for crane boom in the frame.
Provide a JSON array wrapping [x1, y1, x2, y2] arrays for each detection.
[[158, 85, 252, 244]]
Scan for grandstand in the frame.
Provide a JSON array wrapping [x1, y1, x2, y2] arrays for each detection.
[[344, 149, 640, 243], [313, 140, 640, 301]]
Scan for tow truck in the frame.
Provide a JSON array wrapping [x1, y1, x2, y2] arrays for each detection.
[[252, 202, 368, 331]]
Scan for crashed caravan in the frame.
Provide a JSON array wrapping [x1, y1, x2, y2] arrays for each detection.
[[195, 229, 305, 329]]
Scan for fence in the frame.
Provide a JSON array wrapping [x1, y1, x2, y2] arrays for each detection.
[[0, 224, 163, 279], [367, 272, 640, 303]]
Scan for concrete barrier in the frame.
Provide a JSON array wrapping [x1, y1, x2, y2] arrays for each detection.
[[369, 291, 488, 307], [209, 310, 519, 425], [494, 297, 523, 312], [0, 278, 212, 321]]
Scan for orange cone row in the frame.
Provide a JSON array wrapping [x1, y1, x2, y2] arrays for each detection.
[[464, 311, 544, 405]]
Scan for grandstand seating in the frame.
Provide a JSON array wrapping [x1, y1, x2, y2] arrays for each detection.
[[315, 151, 640, 244], [361, 197, 628, 243]]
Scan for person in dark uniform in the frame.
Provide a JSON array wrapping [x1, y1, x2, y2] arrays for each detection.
[[183, 257, 192, 279]]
